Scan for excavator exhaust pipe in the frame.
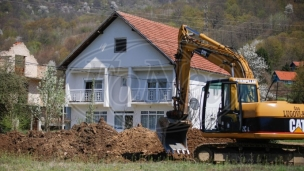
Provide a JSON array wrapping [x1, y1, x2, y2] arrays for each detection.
[[156, 116, 191, 154]]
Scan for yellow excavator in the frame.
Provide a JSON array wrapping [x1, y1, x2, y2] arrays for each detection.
[[157, 25, 304, 163]]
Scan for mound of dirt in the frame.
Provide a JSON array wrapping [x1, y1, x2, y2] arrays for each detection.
[[70, 120, 119, 160], [107, 124, 164, 156], [187, 128, 234, 153], [0, 120, 233, 162], [0, 132, 19, 152], [0, 119, 120, 161]]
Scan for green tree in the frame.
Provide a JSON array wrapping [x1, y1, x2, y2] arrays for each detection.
[[225, 0, 241, 19], [262, 36, 283, 72], [37, 61, 65, 132], [290, 67, 304, 103], [0, 58, 28, 131], [256, 47, 271, 73], [281, 63, 291, 71]]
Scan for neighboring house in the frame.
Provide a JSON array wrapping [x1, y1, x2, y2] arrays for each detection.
[[0, 42, 47, 130], [272, 70, 297, 84], [290, 61, 304, 71], [0, 42, 46, 105], [59, 11, 229, 131]]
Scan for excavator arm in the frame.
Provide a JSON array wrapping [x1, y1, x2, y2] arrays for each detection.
[[178, 25, 254, 79]]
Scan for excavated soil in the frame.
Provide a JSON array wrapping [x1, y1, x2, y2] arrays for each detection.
[[0, 119, 233, 162]]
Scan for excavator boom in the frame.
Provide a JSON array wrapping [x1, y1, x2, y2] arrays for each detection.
[[179, 25, 254, 79]]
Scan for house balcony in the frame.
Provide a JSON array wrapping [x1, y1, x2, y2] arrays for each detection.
[[131, 88, 172, 102], [69, 89, 104, 102]]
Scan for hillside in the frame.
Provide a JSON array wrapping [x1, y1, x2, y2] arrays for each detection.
[[0, 0, 304, 71]]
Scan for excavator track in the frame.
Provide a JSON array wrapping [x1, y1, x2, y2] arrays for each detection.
[[193, 141, 304, 165]]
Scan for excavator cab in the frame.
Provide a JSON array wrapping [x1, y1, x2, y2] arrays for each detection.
[[202, 78, 258, 133]]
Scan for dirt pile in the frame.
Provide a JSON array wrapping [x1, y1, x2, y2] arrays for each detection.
[[71, 120, 119, 160], [107, 124, 164, 156], [187, 128, 234, 153], [0, 120, 233, 161], [0, 119, 120, 161]]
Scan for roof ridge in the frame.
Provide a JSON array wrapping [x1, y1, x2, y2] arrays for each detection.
[[117, 11, 177, 30], [275, 70, 296, 73]]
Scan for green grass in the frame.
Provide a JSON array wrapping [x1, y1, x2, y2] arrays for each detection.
[[1, 153, 304, 171], [279, 139, 304, 143]]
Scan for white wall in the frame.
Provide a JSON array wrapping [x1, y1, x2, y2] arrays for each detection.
[[68, 18, 171, 70], [66, 72, 105, 90]]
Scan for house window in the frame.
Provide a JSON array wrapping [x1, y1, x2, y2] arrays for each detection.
[[86, 111, 107, 123], [147, 79, 167, 101], [114, 111, 134, 130], [93, 111, 107, 122], [141, 111, 165, 130], [84, 80, 103, 101], [122, 77, 127, 86], [85, 80, 102, 89], [15, 55, 25, 75], [115, 38, 126, 52]]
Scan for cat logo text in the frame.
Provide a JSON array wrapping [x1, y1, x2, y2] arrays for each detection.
[[289, 119, 304, 133]]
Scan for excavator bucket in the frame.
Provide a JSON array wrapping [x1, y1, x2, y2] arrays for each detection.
[[156, 117, 191, 154]]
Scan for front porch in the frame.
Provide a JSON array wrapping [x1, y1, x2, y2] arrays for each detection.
[[68, 88, 172, 103], [69, 89, 104, 102]]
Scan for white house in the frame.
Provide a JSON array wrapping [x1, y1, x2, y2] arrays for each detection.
[[59, 11, 229, 131]]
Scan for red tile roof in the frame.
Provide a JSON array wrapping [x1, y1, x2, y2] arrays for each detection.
[[274, 70, 297, 81], [117, 11, 229, 76], [292, 61, 304, 67]]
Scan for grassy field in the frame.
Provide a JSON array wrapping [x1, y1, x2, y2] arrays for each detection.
[[1, 153, 304, 171], [279, 140, 304, 143]]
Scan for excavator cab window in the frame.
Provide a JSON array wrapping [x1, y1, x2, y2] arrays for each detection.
[[238, 84, 258, 103], [202, 80, 242, 132]]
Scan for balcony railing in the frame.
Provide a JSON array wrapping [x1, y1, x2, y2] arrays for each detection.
[[69, 89, 104, 102], [131, 88, 172, 102]]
